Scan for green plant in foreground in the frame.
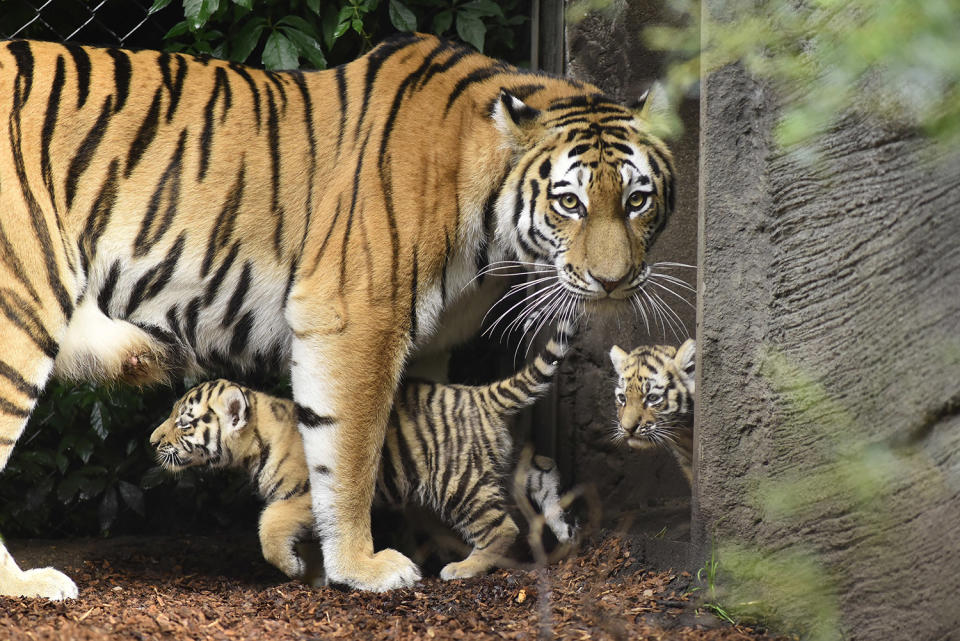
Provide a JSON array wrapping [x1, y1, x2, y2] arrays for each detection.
[[588, 0, 960, 145]]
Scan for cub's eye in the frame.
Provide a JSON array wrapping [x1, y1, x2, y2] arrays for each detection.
[[616, 392, 626, 406], [645, 393, 663, 407], [627, 191, 652, 216], [559, 193, 581, 211]]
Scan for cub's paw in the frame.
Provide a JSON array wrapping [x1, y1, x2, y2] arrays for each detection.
[[8, 567, 79, 600], [439, 559, 489, 581], [328, 548, 420, 592]]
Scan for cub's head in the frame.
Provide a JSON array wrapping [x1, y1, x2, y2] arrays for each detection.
[[150, 380, 250, 471], [493, 87, 674, 311], [609, 339, 695, 450]]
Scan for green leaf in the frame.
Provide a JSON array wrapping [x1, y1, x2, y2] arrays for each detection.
[[231, 0, 253, 8], [164, 20, 191, 39], [91, 401, 108, 440], [432, 10, 453, 35], [184, 0, 220, 30], [55, 452, 69, 475], [141, 466, 168, 490], [307, 0, 321, 14], [280, 27, 328, 69], [456, 11, 485, 51], [351, 17, 365, 35], [118, 480, 145, 516], [229, 17, 266, 62], [389, 0, 417, 31], [334, 6, 354, 40], [277, 15, 318, 33], [460, 0, 502, 18], [321, 3, 341, 49], [57, 472, 85, 504], [262, 30, 300, 70], [75, 438, 94, 464], [98, 487, 118, 533], [149, 0, 173, 15]]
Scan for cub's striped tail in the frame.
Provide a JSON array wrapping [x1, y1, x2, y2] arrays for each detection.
[[480, 319, 577, 416]]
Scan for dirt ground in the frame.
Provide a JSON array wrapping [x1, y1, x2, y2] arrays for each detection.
[[1, 533, 787, 641]]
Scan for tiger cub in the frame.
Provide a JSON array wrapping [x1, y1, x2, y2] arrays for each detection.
[[609, 339, 695, 484], [151, 322, 576, 582]]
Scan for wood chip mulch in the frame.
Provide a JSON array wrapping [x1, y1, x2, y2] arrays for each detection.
[[2, 534, 785, 640]]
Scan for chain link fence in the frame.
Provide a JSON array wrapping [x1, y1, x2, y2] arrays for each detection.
[[1, 0, 178, 49]]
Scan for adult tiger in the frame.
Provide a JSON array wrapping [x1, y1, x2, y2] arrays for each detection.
[[0, 33, 674, 598]]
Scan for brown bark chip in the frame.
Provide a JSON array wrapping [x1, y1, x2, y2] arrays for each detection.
[[3, 534, 785, 640]]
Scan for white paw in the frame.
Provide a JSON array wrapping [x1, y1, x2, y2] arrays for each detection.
[[328, 548, 420, 592], [10, 567, 79, 600]]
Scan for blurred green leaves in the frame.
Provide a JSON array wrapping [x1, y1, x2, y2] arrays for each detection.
[[631, 0, 960, 144], [152, 0, 529, 70]]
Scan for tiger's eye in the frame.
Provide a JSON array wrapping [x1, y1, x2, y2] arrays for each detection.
[[616, 392, 626, 406], [628, 191, 648, 209], [559, 194, 580, 210]]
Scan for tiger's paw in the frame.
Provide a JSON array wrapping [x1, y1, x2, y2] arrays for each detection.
[[327, 548, 420, 592], [5, 567, 79, 600]]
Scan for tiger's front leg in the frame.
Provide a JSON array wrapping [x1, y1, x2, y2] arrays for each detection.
[[288, 300, 420, 592]]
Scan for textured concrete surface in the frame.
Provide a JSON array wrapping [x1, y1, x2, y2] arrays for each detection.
[[695, 59, 960, 640], [548, 0, 699, 538]]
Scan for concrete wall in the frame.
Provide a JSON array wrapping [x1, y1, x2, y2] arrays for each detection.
[[695, 58, 960, 641], [550, 0, 699, 537]]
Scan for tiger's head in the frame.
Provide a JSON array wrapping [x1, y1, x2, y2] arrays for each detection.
[[492, 88, 674, 311], [609, 339, 695, 452], [149, 380, 250, 471]]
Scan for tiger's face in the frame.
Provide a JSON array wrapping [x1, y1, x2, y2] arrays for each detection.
[[149, 380, 249, 471], [609, 339, 695, 450], [494, 91, 674, 306]]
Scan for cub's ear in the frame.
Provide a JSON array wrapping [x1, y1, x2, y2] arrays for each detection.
[[674, 339, 696, 390], [492, 89, 542, 148], [216, 383, 249, 433], [609, 345, 630, 375]]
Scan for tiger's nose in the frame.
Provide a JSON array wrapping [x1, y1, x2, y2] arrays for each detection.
[[590, 271, 627, 293], [149, 427, 162, 447]]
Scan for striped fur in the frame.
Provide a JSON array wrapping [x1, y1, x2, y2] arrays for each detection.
[[0, 34, 673, 595], [151, 320, 576, 581], [610, 339, 695, 484]]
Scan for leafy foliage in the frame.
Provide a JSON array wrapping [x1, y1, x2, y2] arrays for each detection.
[[151, 0, 530, 70]]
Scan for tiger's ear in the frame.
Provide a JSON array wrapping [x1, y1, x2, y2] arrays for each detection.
[[493, 89, 542, 148], [674, 339, 696, 391], [216, 384, 249, 433], [630, 81, 669, 122], [609, 345, 630, 375]]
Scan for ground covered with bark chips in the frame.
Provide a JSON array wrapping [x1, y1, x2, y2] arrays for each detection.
[[3, 534, 786, 640]]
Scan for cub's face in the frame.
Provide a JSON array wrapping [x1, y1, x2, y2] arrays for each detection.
[[609, 339, 695, 450], [149, 380, 249, 470], [494, 91, 674, 308]]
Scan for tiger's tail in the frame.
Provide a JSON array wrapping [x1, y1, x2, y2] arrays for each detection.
[[478, 318, 577, 416]]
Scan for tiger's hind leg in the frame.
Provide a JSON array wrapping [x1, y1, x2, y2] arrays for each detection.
[[0, 293, 77, 599]]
